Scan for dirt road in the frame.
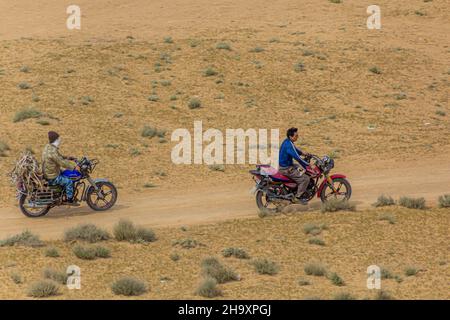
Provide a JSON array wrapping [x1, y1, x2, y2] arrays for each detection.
[[0, 157, 449, 240]]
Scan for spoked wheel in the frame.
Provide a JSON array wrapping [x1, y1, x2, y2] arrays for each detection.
[[19, 193, 50, 218], [86, 181, 118, 211], [255, 190, 280, 214], [320, 177, 352, 203]]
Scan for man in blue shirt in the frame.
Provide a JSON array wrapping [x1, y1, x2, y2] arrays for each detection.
[[278, 127, 311, 204]]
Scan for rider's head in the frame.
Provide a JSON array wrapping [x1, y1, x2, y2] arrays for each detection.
[[286, 127, 299, 142], [48, 131, 61, 147]]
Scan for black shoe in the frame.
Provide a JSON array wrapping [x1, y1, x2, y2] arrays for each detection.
[[65, 199, 80, 207]]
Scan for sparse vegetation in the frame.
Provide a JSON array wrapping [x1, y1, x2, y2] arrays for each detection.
[[294, 62, 306, 72], [373, 195, 395, 207], [141, 125, 166, 138], [113, 219, 156, 243], [298, 278, 310, 286], [13, 107, 42, 123], [148, 94, 159, 102], [27, 280, 60, 298], [303, 222, 328, 235], [334, 292, 356, 300], [216, 42, 231, 50], [209, 164, 225, 172], [405, 267, 418, 277], [44, 246, 60, 257], [249, 47, 264, 53], [438, 194, 450, 208], [203, 67, 218, 77], [163, 36, 173, 44], [10, 272, 23, 284], [173, 238, 200, 249], [188, 98, 202, 109], [328, 272, 345, 286], [308, 238, 325, 246], [369, 66, 382, 74], [43, 267, 68, 284], [251, 258, 279, 275], [18, 81, 32, 89], [321, 199, 355, 213], [0, 141, 10, 157], [304, 262, 327, 276], [64, 224, 110, 243], [111, 277, 148, 296], [73, 244, 111, 260], [378, 213, 396, 224], [0, 230, 44, 247], [201, 257, 239, 283], [170, 252, 180, 261], [435, 110, 446, 117], [195, 277, 222, 298], [398, 196, 426, 209], [375, 290, 394, 300], [380, 267, 394, 279], [222, 247, 250, 259]]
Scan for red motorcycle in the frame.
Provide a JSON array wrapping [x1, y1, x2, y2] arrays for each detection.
[[249, 154, 351, 213]]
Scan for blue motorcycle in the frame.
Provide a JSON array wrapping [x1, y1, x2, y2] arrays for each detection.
[[17, 157, 118, 217]]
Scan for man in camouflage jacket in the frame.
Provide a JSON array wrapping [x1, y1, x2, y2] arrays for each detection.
[[42, 131, 79, 205]]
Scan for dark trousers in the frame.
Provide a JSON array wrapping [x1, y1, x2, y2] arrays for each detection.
[[279, 165, 310, 197]]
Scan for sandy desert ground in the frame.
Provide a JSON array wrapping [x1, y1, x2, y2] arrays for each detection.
[[0, 0, 449, 299]]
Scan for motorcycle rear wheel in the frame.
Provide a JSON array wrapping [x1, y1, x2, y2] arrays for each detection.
[[256, 190, 279, 214], [86, 181, 118, 211], [19, 193, 51, 218]]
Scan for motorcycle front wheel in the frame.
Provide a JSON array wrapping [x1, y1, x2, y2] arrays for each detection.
[[320, 177, 352, 203], [19, 193, 51, 218], [86, 181, 118, 211]]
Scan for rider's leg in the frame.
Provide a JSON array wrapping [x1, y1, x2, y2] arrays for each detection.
[[52, 175, 74, 201], [280, 166, 310, 198]]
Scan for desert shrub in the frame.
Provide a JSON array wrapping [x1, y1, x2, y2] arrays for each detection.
[[44, 246, 60, 257], [303, 223, 328, 235], [372, 195, 395, 207], [188, 98, 202, 109], [141, 125, 166, 138], [195, 277, 222, 298], [203, 67, 218, 77], [378, 213, 396, 224], [163, 36, 173, 44], [18, 81, 31, 89], [201, 257, 239, 283], [172, 238, 200, 249], [10, 272, 23, 284], [329, 0, 342, 3], [113, 219, 156, 243], [148, 94, 159, 102], [398, 196, 426, 209], [0, 141, 10, 157], [143, 183, 156, 188], [334, 292, 356, 300], [321, 199, 355, 213], [249, 47, 264, 53], [435, 110, 446, 117], [438, 194, 450, 208], [20, 65, 30, 73], [380, 267, 394, 279], [298, 278, 310, 286], [73, 244, 110, 260], [170, 252, 180, 261], [130, 148, 141, 156], [209, 164, 225, 172], [369, 66, 382, 74], [64, 224, 110, 243], [81, 96, 94, 105], [0, 230, 44, 247], [216, 42, 231, 50], [375, 290, 394, 300], [404, 267, 418, 277], [27, 280, 60, 298], [328, 272, 345, 286], [304, 262, 327, 276], [294, 62, 305, 72], [36, 119, 50, 126], [222, 247, 250, 259], [111, 277, 148, 296], [13, 107, 42, 122], [43, 267, 68, 284], [251, 258, 279, 275], [308, 238, 325, 246], [160, 80, 171, 86]]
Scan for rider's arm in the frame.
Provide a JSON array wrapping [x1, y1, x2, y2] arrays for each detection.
[[288, 142, 309, 169], [51, 148, 76, 170]]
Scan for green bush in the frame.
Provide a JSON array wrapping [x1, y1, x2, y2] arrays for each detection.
[[188, 98, 202, 109], [13, 107, 42, 123], [369, 66, 382, 74], [44, 246, 60, 258], [398, 197, 426, 209], [10, 272, 23, 284], [294, 62, 305, 72], [303, 222, 328, 235], [18, 81, 32, 89], [438, 194, 450, 208], [249, 47, 264, 53], [304, 262, 327, 276], [203, 67, 218, 77], [379, 213, 396, 224], [73, 244, 110, 260], [216, 42, 231, 50], [372, 195, 395, 207], [112, 277, 148, 296], [170, 252, 180, 261], [251, 258, 279, 275], [141, 126, 166, 138], [380, 267, 394, 279], [308, 238, 325, 246], [209, 164, 225, 172], [64, 224, 110, 243], [321, 199, 355, 213], [328, 272, 345, 286], [298, 278, 310, 286], [222, 247, 250, 259], [148, 94, 159, 102], [195, 277, 222, 298], [113, 219, 156, 243], [404, 267, 418, 277], [201, 257, 239, 283], [0, 230, 44, 247], [43, 267, 68, 284], [172, 238, 200, 249], [27, 280, 60, 298]]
